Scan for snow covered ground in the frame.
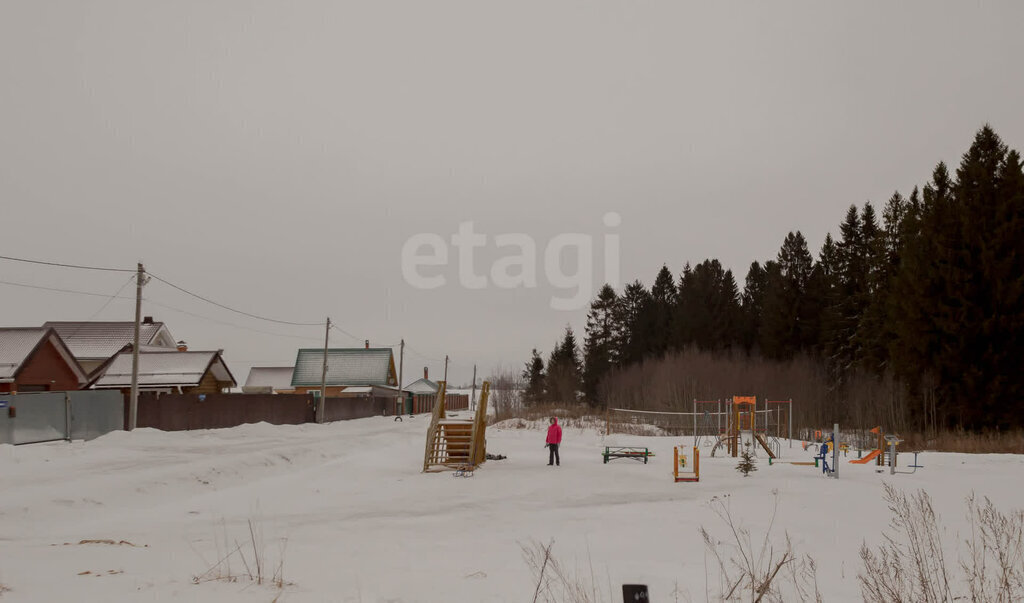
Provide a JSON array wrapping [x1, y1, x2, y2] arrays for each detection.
[[1, 415, 1022, 602]]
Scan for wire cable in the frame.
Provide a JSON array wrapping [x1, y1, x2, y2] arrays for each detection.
[[330, 323, 365, 343], [142, 298, 326, 342], [0, 278, 322, 342], [0, 279, 135, 299], [0, 254, 134, 273], [146, 272, 323, 327], [82, 275, 137, 322]]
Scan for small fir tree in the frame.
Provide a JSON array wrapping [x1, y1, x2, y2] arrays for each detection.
[[736, 442, 758, 477]]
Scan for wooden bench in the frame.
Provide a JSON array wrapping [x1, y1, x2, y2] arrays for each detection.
[[603, 446, 654, 464]]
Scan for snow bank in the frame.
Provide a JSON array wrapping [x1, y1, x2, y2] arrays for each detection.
[[1, 417, 1021, 601]]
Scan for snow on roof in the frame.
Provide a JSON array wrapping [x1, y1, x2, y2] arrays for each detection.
[[340, 386, 374, 394], [44, 321, 175, 360], [244, 366, 295, 390], [91, 350, 236, 389], [404, 377, 440, 394], [0, 327, 49, 379], [291, 348, 395, 387]]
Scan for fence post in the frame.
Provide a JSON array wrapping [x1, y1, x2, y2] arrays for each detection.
[[64, 392, 72, 442]]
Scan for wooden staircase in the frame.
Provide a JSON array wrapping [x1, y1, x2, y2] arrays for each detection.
[[423, 381, 490, 472]]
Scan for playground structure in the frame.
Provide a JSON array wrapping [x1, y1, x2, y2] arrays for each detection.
[[846, 427, 924, 474], [607, 396, 793, 460], [710, 396, 785, 459], [423, 381, 490, 472], [673, 446, 700, 482]]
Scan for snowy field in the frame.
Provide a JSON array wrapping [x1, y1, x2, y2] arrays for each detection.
[[1, 415, 1022, 602]]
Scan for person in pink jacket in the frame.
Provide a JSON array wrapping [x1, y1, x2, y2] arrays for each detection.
[[546, 417, 562, 466]]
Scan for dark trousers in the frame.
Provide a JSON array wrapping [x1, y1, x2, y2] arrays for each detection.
[[821, 457, 830, 474], [548, 443, 560, 465]]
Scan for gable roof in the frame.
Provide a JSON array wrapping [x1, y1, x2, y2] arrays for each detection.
[[0, 327, 87, 382], [88, 349, 236, 389], [291, 348, 396, 387], [405, 377, 440, 394], [243, 366, 295, 391], [43, 321, 175, 361]]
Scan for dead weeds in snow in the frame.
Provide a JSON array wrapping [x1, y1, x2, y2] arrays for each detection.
[[859, 483, 1024, 603], [192, 518, 291, 593]]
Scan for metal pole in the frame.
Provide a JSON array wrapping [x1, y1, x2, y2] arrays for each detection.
[[789, 398, 793, 448], [470, 364, 476, 410], [443, 355, 449, 384], [397, 339, 404, 416], [317, 317, 330, 423], [692, 399, 696, 442], [832, 422, 839, 479], [128, 262, 144, 431]]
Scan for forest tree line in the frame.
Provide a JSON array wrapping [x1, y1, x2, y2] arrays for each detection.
[[520, 126, 1024, 432]]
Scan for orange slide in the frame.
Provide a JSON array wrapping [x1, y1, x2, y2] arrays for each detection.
[[850, 449, 882, 464]]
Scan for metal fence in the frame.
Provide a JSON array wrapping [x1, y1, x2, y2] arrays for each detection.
[[0, 390, 124, 445]]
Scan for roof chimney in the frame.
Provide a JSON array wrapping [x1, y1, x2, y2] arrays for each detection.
[[424, 366, 428, 379], [143, 316, 154, 324], [176, 340, 188, 352], [364, 339, 369, 349]]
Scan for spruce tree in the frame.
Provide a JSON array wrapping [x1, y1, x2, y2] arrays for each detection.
[[583, 284, 621, 405], [649, 265, 677, 354], [615, 280, 653, 365], [736, 442, 757, 477], [521, 349, 546, 406], [547, 326, 582, 405], [758, 261, 791, 359], [740, 261, 768, 353], [676, 259, 741, 351]]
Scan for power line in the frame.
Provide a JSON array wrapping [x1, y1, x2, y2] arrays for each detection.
[[406, 345, 444, 364], [0, 278, 322, 342], [84, 275, 137, 321], [0, 254, 134, 273], [142, 298, 325, 342], [146, 271, 323, 327], [0, 279, 135, 299], [330, 323, 364, 343]]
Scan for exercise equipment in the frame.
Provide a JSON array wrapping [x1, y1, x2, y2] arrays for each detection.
[[673, 446, 700, 482], [602, 446, 654, 464]]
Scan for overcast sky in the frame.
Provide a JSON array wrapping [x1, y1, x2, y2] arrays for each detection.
[[2, 1, 1023, 387]]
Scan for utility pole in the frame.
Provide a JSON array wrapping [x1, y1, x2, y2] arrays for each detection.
[[470, 364, 477, 410], [128, 262, 145, 431], [397, 339, 405, 416], [443, 355, 449, 385], [317, 317, 330, 424]]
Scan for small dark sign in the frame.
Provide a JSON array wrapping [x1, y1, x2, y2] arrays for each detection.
[[622, 584, 649, 601]]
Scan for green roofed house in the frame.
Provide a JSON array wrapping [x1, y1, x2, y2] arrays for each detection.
[[291, 345, 398, 397]]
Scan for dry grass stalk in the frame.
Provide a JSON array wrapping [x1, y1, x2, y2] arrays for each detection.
[[859, 484, 1024, 602], [700, 492, 821, 602], [521, 540, 610, 603], [192, 518, 289, 591]]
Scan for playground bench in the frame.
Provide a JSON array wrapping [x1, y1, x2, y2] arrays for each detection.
[[603, 446, 654, 464]]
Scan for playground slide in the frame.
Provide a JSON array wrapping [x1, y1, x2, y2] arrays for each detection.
[[753, 433, 777, 459], [850, 449, 882, 464]]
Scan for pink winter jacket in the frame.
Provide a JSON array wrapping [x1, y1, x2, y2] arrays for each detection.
[[546, 418, 562, 445]]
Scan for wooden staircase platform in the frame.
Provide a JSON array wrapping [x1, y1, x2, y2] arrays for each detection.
[[423, 383, 490, 472]]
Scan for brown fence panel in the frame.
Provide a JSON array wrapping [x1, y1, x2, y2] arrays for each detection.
[[321, 396, 391, 422], [135, 393, 315, 431], [447, 394, 468, 411]]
